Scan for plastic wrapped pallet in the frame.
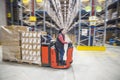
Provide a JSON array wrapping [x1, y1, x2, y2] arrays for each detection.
[[2, 46, 21, 61], [21, 32, 41, 65], [1, 25, 28, 61], [0, 25, 28, 46], [1, 25, 26, 32], [1, 27, 20, 46]]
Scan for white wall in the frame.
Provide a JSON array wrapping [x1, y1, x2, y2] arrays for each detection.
[[0, 0, 6, 61], [0, 0, 6, 45], [0, 0, 6, 26]]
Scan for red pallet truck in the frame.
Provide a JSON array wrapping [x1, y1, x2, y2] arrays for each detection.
[[41, 42, 73, 69]]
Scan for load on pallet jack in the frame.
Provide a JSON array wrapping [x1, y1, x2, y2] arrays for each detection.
[[41, 40, 73, 69]]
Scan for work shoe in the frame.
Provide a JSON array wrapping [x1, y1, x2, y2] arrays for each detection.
[[59, 61, 62, 65], [60, 61, 66, 65], [62, 61, 66, 65], [59, 61, 65, 65]]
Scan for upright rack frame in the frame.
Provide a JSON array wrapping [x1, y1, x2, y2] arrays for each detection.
[[77, 0, 108, 47]]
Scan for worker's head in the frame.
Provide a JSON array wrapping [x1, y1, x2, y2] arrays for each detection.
[[59, 28, 66, 34]]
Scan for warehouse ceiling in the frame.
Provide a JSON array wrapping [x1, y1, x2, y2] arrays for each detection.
[[46, 0, 80, 31]]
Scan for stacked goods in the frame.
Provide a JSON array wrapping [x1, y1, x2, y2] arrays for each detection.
[[1, 27, 20, 46], [23, 1, 44, 14], [52, 34, 57, 40], [68, 34, 76, 44], [106, 31, 114, 41], [108, 0, 112, 5], [36, 1, 44, 9], [118, 23, 120, 28], [41, 31, 47, 35], [108, 5, 118, 20], [111, 9, 117, 19], [108, 9, 112, 20], [1, 26, 28, 61], [1, 25, 28, 45], [21, 32, 41, 64], [1, 25, 45, 65], [2, 46, 21, 61]]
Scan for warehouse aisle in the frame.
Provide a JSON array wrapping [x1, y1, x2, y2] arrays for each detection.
[[0, 44, 120, 80], [72, 46, 120, 80]]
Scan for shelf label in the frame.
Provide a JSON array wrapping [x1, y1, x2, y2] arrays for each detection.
[[82, 29, 88, 36], [89, 16, 98, 22], [29, 16, 37, 22], [7, 13, 11, 18], [90, 22, 97, 26]]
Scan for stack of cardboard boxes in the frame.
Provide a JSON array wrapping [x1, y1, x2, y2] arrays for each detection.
[[21, 32, 41, 64], [0, 25, 48, 65]]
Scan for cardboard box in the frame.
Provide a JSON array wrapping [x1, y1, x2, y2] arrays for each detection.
[[106, 31, 113, 41], [68, 34, 76, 43], [21, 32, 41, 64]]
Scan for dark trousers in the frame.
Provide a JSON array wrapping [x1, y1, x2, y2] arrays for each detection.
[[59, 47, 65, 62]]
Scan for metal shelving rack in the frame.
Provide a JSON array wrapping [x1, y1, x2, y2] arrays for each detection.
[[107, 0, 120, 26], [5, 0, 60, 34], [18, 0, 44, 30], [6, 0, 19, 25], [76, 0, 90, 46], [106, 0, 120, 45], [77, 0, 107, 46]]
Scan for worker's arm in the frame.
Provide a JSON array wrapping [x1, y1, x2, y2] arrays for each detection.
[[58, 34, 67, 44]]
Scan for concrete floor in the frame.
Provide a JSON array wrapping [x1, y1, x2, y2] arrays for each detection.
[[0, 45, 120, 80]]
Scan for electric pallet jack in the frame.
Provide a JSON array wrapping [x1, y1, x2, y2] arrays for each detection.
[[41, 41, 73, 69]]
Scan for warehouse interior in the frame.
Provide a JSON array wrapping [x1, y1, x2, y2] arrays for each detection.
[[0, 0, 120, 80]]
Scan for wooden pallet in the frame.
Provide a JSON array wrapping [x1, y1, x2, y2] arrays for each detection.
[[21, 60, 41, 66], [2, 59, 41, 66], [3, 59, 22, 64]]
